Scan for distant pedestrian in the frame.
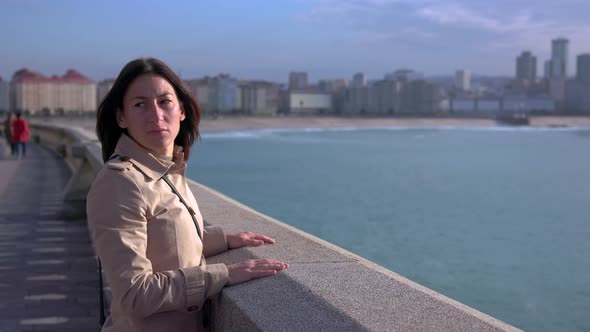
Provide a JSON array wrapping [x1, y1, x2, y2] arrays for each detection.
[[12, 112, 30, 158], [3, 111, 16, 155]]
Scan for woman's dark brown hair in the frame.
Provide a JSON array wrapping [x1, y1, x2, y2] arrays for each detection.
[[96, 57, 200, 162]]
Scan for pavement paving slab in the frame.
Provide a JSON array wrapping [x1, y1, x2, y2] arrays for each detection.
[[0, 141, 99, 332]]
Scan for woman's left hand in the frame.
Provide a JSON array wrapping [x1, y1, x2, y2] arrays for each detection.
[[226, 232, 276, 249]]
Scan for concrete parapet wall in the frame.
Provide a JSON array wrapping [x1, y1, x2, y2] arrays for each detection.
[[192, 181, 520, 331], [30, 123, 103, 219], [31, 123, 521, 331]]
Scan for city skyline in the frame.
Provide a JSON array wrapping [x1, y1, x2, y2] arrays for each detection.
[[1, 0, 590, 83]]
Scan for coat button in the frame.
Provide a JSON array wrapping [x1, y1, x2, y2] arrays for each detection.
[[188, 306, 199, 312]]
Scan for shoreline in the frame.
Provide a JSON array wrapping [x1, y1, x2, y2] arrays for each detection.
[[25, 115, 590, 135], [199, 116, 590, 133]]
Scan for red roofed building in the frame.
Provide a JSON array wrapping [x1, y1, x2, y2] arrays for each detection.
[[10, 68, 97, 114]]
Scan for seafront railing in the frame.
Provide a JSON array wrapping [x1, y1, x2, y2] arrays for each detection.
[[30, 122, 522, 331]]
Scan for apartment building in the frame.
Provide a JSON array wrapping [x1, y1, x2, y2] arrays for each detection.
[[10, 68, 96, 114], [208, 74, 238, 113], [240, 81, 280, 115], [185, 78, 210, 112]]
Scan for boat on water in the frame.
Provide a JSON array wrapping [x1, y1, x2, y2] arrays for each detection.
[[495, 112, 530, 126]]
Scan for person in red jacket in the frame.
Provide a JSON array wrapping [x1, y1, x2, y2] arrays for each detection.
[[12, 112, 30, 158]]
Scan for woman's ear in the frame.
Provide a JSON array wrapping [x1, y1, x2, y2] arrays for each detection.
[[180, 102, 186, 121], [116, 109, 128, 128]]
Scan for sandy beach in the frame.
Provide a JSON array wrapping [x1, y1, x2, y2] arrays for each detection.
[[22, 115, 590, 136], [199, 115, 590, 133]]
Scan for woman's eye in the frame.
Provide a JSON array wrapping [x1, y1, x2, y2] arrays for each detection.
[[160, 99, 173, 105], [134, 102, 144, 107]]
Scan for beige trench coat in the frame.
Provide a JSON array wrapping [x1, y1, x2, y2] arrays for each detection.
[[87, 134, 229, 332]]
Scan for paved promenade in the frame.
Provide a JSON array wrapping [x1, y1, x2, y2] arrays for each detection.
[[0, 140, 98, 331]]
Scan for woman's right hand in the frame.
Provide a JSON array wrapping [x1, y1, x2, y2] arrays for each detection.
[[226, 259, 288, 286]]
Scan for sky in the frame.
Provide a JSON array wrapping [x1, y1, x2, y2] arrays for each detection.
[[1, 0, 589, 83]]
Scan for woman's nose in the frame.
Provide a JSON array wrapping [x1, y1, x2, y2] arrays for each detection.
[[146, 101, 164, 122]]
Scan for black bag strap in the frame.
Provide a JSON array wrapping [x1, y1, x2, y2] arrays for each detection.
[[98, 258, 106, 327], [161, 174, 203, 240]]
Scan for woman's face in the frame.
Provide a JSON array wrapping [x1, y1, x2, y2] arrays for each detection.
[[117, 74, 185, 157]]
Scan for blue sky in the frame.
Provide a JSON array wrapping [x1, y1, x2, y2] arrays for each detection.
[[1, 0, 589, 83]]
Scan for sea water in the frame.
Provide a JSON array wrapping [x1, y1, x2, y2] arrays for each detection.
[[187, 126, 590, 332]]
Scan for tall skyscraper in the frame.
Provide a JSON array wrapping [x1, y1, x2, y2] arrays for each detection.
[[576, 54, 590, 84], [516, 51, 537, 82], [454, 70, 470, 90], [288, 72, 308, 90], [544, 60, 551, 79], [352, 72, 367, 88], [550, 38, 569, 79]]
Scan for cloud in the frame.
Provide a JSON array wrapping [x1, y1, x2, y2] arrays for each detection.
[[295, 0, 376, 22], [402, 26, 436, 39], [296, 0, 435, 22], [296, 0, 439, 44], [295, 0, 590, 75], [413, 1, 590, 69], [336, 27, 436, 52], [415, 3, 547, 33]]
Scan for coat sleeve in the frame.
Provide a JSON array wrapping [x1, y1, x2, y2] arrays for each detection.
[[202, 225, 229, 257], [86, 168, 228, 318]]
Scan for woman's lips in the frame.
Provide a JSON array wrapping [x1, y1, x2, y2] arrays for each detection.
[[148, 128, 168, 134]]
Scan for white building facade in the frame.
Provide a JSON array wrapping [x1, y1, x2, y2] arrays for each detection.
[[241, 81, 280, 115], [455, 70, 471, 91], [185, 78, 210, 112], [10, 69, 97, 114], [208, 75, 238, 113], [288, 90, 332, 114]]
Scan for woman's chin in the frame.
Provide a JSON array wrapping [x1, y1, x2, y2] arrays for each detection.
[[138, 139, 174, 156]]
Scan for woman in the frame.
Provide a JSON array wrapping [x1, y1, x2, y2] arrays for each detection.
[[87, 57, 288, 331]]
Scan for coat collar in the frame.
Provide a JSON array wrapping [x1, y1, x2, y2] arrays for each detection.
[[113, 134, 186, 180]]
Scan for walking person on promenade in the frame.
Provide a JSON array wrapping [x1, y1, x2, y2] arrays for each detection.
[[11, 112, 29, 159], [3, 111, 16, 155], [87, 57, 288, 332]]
